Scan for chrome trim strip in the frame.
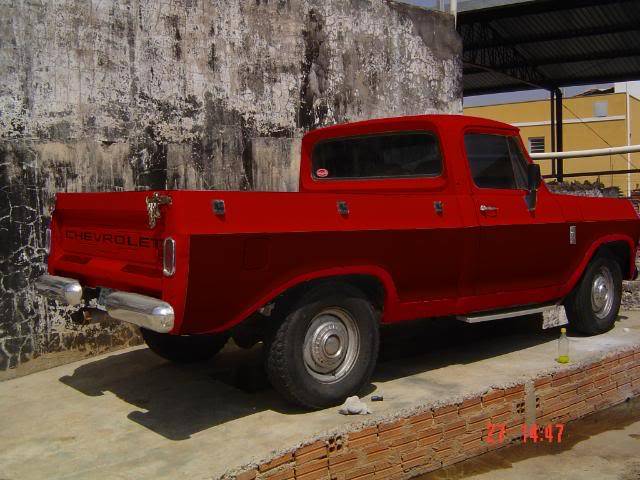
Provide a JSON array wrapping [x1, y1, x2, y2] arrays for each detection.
[[105, 291, 174, 333], [569, 225, 577, 245], [163, 237, 176, 277], [35, 275, 83, 306], [457, 303, 558, 323]]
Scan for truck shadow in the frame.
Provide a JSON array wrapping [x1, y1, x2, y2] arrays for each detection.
[[59, 314, 568, 441], [375, 314, 559, 380]]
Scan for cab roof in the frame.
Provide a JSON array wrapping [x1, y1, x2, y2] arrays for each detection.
[[305, 114, 518, 138]]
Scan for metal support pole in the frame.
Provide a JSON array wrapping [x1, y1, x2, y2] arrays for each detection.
[[626, 82, 632, 196], [550, 89, 556, 177], [555, 87, 564, 182], [450, 0, 457, 26]]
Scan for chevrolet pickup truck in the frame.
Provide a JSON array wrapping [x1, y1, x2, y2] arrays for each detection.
[[36, 115, 640, 408]]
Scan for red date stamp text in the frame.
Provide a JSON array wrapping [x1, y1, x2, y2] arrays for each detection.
[[484, 422, 565, 444]]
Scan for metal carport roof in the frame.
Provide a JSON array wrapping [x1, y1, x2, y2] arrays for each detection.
[[458, 0, 640, 95]]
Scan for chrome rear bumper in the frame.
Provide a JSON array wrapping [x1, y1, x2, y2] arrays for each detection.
[[35, 274, 174, 333], [34, 275, 83, 306], [104, 291, 174, 333]]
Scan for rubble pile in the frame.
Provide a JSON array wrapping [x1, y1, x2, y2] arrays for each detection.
[[622, 254, 640, 310], [546, 180, 621, 198], [623, 279, 640, 310]]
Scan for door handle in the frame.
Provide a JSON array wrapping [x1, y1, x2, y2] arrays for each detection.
[[480, 204, 499, 213]]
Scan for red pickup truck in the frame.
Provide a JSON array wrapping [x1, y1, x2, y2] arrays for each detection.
[[36, 115, 640, 408]]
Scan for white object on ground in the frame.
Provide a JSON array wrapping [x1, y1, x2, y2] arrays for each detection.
[[542, 305, 569, 329], [338, 396, 371, 415]]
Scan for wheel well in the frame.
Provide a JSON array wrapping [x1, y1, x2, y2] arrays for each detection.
[[596, 241, 632, 278], [272, 274, 386, 318], [230, 275, 387, 348]]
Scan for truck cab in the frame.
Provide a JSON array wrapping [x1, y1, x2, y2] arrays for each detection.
[[36, 115, 640, 408]]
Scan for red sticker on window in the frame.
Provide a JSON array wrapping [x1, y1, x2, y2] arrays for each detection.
[[316, 168, 329, 178]]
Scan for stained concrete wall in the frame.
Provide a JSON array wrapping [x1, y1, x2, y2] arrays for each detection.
[[0, 0, 462, 376]]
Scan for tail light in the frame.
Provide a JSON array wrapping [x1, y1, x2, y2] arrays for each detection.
[[45, 227, 52, 255], [163, 237, 176, 277]]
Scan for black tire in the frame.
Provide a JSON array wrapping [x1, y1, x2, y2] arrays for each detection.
[[265, 283, 380, 409], [141, 328, 229, 363], [564, 252, 622, 335]]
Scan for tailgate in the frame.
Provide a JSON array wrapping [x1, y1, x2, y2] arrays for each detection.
[[49, 191, 167, 294]]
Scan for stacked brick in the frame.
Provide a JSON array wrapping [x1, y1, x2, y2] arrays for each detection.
[[233, 348, 640, 480], [535, 349, 639, 425]]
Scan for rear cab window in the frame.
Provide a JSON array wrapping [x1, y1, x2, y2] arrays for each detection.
[[464, 133, 528, 190], [312, 132, 443, 180]]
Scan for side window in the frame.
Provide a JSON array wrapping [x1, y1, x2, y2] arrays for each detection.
[[464, 133, 528, 189], [508, 136, 529, 189], [312, 132, 442, 179]]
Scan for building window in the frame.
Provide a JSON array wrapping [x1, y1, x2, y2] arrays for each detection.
[[528, 137, 545, 153], [594, 101, 608, 117]]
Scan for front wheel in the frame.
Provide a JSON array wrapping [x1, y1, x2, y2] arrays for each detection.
[[564, 253, 622, 335], [141, 328, 229, 363], [265, 283, 379, 409]]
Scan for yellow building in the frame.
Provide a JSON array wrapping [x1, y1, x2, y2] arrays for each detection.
[[464, 88, 640, 197]]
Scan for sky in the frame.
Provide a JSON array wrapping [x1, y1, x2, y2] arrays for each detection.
[[464, 82, 640, 107], [463, 85, 611, 108]]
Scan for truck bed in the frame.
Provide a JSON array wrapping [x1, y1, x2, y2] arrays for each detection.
[[49, 188, 468, 334]]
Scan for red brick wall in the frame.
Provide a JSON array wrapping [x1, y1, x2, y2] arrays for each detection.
[[231, 349, 640, 480]]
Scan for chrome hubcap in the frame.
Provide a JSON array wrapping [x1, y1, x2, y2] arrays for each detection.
[[591, 266, 614, 319], [303, 308, 359, 383]]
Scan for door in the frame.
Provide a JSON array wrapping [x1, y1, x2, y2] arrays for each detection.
[[310, 128, 466, 307], [463, 132, 570, 298]]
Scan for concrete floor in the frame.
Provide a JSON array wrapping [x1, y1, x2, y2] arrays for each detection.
[[1, 312, 640, 480]]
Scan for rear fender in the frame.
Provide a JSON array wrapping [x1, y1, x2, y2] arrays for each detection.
[[226, 265, 399, 331], [560, 234, 636, 298]]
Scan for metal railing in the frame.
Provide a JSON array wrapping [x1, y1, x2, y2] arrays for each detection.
[[529, 145, 640, 160], [530, 145, 640, 180]]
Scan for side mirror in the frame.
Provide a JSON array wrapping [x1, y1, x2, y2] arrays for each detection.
[[525, 163, 541, 211]]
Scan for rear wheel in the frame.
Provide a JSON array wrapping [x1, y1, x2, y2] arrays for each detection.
[[564, 252, 622, 335], [141, 328, 229, 363], [265, 283, 379, 409]]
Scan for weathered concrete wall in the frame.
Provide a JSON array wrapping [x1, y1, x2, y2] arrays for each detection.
[[0, 0, 462, 376]]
